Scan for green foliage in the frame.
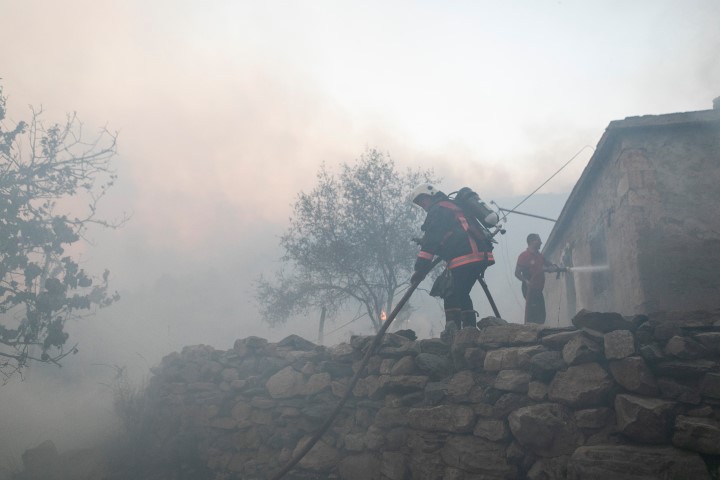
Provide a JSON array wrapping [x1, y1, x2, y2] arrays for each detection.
[[257, 148, 437, 334], [0, 83, 124, 381]]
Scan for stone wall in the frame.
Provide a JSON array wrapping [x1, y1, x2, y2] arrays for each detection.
[[141, 310, 720, 479]]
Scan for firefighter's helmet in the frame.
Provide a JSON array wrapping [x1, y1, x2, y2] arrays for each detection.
[[407, 184, 441, 206]]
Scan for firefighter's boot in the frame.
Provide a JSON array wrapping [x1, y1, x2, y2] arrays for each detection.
[[440, 308, 461, 343], [461, 310, 478, 329]]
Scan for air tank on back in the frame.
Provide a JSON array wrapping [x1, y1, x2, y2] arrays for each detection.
[[454, 187, 500, 228]]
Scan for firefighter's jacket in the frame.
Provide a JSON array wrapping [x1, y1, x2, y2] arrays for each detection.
[[414, 197, 495, 274]]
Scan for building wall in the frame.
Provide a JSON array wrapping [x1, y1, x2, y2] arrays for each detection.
[[544, 116, 720, 326], [543, 135, 646, 325], [632, 122, 720, 313]]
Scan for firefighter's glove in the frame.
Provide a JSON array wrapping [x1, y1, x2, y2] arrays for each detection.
[[411, 258, 432, 285]]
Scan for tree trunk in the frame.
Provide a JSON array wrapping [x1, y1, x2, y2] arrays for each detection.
[[317, 306, 326, 345]]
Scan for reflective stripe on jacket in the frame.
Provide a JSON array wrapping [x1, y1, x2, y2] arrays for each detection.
[[414, 198, 494, 270]]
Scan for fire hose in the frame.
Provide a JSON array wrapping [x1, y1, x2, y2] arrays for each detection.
[[477, 273, 501, 318], [270, 258, 442, 480]]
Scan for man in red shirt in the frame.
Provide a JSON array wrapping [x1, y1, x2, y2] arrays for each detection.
[[515, 233, 552, 324]]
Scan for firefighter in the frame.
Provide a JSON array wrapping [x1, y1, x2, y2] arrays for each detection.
[[515, 233, 553, 324], [408, 184, 497, 341]]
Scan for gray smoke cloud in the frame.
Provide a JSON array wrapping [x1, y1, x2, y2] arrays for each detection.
[[1, 0, 719, 470]]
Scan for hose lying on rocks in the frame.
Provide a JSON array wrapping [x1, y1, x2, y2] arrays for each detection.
[[270, 258, 442, 480]]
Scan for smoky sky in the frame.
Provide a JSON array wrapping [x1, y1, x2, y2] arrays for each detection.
[[1, 0, 719, 465], [3, 1, 719, 268]]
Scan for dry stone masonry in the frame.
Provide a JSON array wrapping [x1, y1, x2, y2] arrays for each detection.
[[142, 309, 720, 479]]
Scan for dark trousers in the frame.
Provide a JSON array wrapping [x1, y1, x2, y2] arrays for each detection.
[[444, 262, 487, 312], [522, 285, 546, 324]]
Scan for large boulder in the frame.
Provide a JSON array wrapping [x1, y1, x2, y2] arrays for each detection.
[[417, 338, 450, 356], [233, 336, 270, 356], [445, 370, 475, 399], [265, 366, 306, 398], [276, 334, 317, 351], [473, 418, 510, 442], [604, 329, 635, 359], [608, 356, 659, 395], [440, 435, 517, 478], [508, 403, 583, 457], [572, 310, 634, 333], [414, 353, 451, 380], [407, 405, 476, 433], [653, 359, 717, 379], [701, 372, 720, 399], [647, 310, 720, 341], [573, 407, 614, 429], [527, 456, 570, 480], [478, 316, 508, 327], [540, 329, 582, 349], [338, 453, 382, 480], [372, 375, 429, 398], [303, 372, 331, 396], [673, 415, 720, 455], [615, 394, 676, 443], [294, 437, 340, 471], [381, 451, 408, 480], [657, 376, 701, 404], [562, 335, 603, 365], [529, 350, 567, 382], [478, 323, 542, 345], [664, 335, 709, 359], [695, 331, 720, 353], [548, 363, 616, 407], [493, 370, 532, 393], [388, 355, 415, 375], [484, 345, 546, 371], [567, 445, 710, 480]]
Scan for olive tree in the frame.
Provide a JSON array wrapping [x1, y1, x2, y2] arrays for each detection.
[[256, 149, 436, 336], [0, 84, 125, 381]]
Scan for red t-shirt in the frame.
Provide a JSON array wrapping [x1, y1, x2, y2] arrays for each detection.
[[516, 249, 546, 290]]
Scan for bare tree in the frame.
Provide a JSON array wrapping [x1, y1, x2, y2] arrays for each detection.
[[0, 83, 126, 382], [256, 148, 436, 335]]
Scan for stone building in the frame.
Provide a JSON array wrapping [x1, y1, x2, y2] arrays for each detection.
[[543, 98, 720, 326]]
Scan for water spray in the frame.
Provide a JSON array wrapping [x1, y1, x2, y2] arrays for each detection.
[[565, 265, 610, 273], [546, 264, 610, 278]]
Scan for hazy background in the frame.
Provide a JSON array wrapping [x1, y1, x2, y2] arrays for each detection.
[[1, 0, 719, 466]]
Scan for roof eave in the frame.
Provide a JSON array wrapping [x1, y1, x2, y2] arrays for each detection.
[[543, 108, 720, 257]]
